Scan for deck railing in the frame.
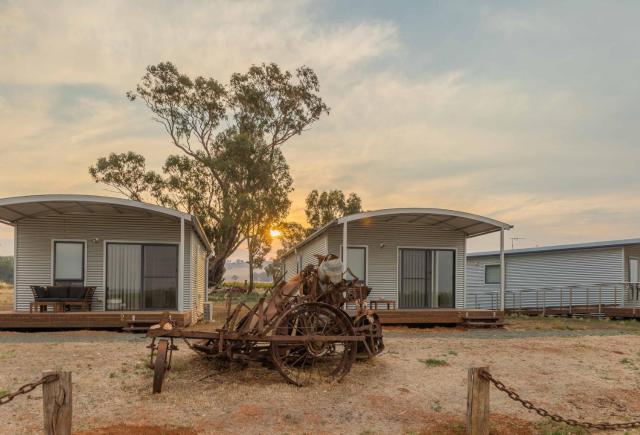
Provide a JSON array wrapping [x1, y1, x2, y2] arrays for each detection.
[[467, 282, 640, 314]]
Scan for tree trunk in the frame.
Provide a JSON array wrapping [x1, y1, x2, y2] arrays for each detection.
[[208, 255, 227, 288], [248, 248, 254, 293]]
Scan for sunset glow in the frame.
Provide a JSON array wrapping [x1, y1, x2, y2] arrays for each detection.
[[269, 229, 282, 238]]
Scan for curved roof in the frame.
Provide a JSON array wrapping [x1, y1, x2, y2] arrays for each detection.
[[0, 194, 211, 250], [337, 208, 512, 235], [283, 208, 512, 258]]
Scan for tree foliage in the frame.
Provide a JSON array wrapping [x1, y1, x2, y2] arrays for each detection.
[[275, 221, 308, 259], [304, 189, 363, 229], [90, 62, 328, 286]]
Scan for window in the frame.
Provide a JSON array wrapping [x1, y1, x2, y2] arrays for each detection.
[[485, 264, 501, 284], [342, 246, 367, 283], [54, 241, 85, 286]]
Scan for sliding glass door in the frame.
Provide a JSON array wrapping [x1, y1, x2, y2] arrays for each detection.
[[143, 245, 179, 310], [399, 248, 455, 308], [106, 243, 178, 311]]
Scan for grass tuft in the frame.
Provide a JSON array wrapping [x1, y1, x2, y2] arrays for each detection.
[[419, 358, 448, 367], [536, 419, 587, 435]]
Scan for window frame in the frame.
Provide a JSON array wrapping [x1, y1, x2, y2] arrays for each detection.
[[484, 264, 501, 284], [52, 240, 86, 286], [105, 242, 179, 311], [340, 245, 368, 284]]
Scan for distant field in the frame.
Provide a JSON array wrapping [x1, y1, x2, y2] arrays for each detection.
[[222, 281, 272, 289], [0, 282, 13, 311]]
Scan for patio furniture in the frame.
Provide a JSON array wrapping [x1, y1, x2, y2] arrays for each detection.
[[369, 299, 396, 310], [30, 285, 96, 312]]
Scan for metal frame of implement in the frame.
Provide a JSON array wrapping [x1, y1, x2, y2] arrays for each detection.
[[146, 255, 384, 393]]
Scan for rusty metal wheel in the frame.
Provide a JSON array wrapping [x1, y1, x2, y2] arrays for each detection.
[[153, 339, 169, 394], [270, 302, 356, 386], [354, 313, 384, 358]]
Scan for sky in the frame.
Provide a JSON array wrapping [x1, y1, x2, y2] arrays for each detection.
[[0, 0, 639, 259]]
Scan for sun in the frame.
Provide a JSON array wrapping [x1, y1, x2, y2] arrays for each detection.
[[269, 228, 282, 238]]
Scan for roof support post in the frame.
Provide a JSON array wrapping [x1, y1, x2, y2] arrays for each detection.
[[178, 217, 185, 312], [500, 227, 505, 311], [342, 221, 348, 273], [13, 225, 17, 311]]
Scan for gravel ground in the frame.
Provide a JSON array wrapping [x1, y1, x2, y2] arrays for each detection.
[[0, 327, 637, 344], [1, 324, 640, 434]]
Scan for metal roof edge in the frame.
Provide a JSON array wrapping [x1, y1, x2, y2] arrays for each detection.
[[0, 194, 214, 253], [281, 208, 513, 260], [0, 194, 193, 221], [467, 237, 640, 258]]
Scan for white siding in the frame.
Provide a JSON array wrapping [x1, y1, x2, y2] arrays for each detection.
[[327, 221, 466, 309], [14, 214, 195, 314], [190, 231, 207, 322], [182, 226, 191, 311], [283, 235, 328, 280], [466, 247, 625, 309], [284, 255, 297, 281]]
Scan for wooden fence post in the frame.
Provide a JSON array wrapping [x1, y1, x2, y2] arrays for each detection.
[[42, 370, 72, 435], [467, 367, 490, 435]]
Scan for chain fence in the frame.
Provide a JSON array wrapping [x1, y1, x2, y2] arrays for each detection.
[[0, 373, 59, 406], [481, 370, 640, 431]]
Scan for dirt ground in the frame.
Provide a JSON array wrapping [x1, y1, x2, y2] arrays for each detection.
[[1, 319, 640, 434]]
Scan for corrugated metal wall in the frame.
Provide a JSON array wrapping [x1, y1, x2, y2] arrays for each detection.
[[14, 215, 195, 312], [283, 235, 328, 281], [466, 247, 626, 309], [191, 231, 207, 321], [326, 221, 466, 308], [182, 229, 191, 312]]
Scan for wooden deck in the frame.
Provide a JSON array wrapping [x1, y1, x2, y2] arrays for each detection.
[[507, 305, 608, 316], [603, 306, 640, 319], [374, 309, 504, 326], [0, 310, 192, 329]]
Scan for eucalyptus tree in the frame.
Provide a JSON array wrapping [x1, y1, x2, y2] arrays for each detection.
[[90, 62, 328, 286], [305, 189, 363, 229]]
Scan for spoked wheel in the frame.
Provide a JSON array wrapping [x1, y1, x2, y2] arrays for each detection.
[[153, 339, 170, 394], [270, 302, 357, 386], [354, 313, 384, 358]]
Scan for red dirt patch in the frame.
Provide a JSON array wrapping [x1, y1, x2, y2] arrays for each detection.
[[418, 413, 536, 435], [74, 424, 199, 435]]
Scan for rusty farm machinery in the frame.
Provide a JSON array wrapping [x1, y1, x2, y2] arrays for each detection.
[[146, 255, 384, 392]]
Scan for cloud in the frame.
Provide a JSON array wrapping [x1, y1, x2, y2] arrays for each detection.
[[1, 0, 640, 258], [0, 0, 398, 87]]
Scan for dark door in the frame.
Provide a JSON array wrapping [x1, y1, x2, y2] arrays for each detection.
[[399, 249, 432, 308]]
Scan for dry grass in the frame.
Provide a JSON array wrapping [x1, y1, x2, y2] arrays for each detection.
[[0, 282, 12, 311], [1, 329, 640, 434]]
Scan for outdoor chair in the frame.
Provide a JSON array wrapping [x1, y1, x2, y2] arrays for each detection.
[[29, 285, 96, 312]]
